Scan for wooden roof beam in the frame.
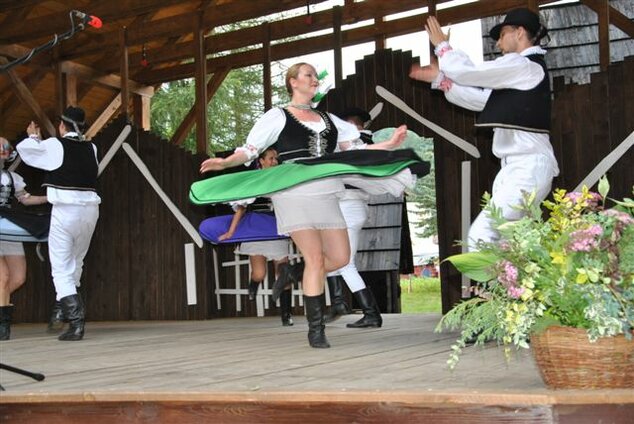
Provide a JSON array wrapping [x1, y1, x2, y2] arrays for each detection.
[[59, 61, 154, 97], [57, 0, 331, 61], [0, 0, 192, 44], [139, 0, 557, 84], [0, 56, 56, 138], [107, 0, 447, 73]]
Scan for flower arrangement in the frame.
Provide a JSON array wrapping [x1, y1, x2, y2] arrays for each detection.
[[438, 177, 634, 369]]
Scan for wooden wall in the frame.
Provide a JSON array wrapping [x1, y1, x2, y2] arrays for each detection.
[[10, 50, 634, 322]]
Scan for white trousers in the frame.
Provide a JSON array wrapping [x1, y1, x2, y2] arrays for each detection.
[[468, 154, 555, 251], [327, 198, 368, 293], [48, 204, 99, 300]]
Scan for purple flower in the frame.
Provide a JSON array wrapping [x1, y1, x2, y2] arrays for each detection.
[[507, 286, 525, 299], [568, 224, 603, 252], [497, 260, 518, 288]]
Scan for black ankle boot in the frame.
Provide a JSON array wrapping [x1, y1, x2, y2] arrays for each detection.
[[324, 276, 350, 323], [47, 300, 65, 333], [280, 289, 294, 326], [272, 262, 304, 302], [347, 288, 383, 328], [248, 280, 261, 301], [0, 305, 14, 341], [58, 294, 85, 341], [304, 294, 330, 348]]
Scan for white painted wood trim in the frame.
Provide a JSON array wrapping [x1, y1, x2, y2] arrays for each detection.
[[184, 243, 197, 305], [461, 161, 472, 298], [98, 124, 132, 176]]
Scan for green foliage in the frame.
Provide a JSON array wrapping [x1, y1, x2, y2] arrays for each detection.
[[438, 184, 634, 369]]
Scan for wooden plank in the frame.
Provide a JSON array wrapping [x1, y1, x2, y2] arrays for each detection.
[[85, 94, 122, 139], [120, 27, 130, 120], [133, 94, 151, 130], [333, 6, 343, 89], [262, 23, 272, 112]]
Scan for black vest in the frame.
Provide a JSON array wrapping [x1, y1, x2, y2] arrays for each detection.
[[43, 137, 98, 191], [476, 54, 551, 133], [276, 108, 338, 163]]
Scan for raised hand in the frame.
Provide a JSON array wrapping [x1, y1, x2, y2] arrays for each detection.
[[27, 121, 42, 139], [424, 16, 449, 47]]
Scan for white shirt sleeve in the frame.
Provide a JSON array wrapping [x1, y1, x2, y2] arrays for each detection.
[[445, 82, 492, 112], [439, 46, 546, 91], [16, 136, 64, 171], [236, 108, 286, 161], [329, 113, 363, 151]]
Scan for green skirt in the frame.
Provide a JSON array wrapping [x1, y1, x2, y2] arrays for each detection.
[[190, 150, 428, 205]]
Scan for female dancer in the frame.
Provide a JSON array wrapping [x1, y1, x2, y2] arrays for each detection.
[[218, 147, 294, 326], [199, 63, 417, 348], [0, 139, 48, 340]]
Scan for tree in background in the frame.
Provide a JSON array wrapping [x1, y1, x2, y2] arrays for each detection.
[[372, 128, 437, 238]]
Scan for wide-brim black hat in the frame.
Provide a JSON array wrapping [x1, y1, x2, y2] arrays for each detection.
[[338, 107, 371, 123], [489, 8, 546, 41]]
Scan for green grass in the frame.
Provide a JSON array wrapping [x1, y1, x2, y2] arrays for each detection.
[[400, 277, 441, 313]]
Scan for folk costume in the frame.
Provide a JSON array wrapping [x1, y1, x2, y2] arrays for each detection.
[[431, 9, 558, 250], [192, 106, 428, 348], [17, 107, 100, 341]]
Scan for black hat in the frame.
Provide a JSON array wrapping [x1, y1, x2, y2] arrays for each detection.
[[61, 106, 86, 128], [339, 107, 371, 123], [489, 8, 547, 41]]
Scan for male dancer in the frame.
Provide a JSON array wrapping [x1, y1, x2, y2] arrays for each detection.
[[17, 106, 100, 341], [410, 9, 559, 249]]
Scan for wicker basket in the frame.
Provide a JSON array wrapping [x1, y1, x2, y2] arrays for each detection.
[[531, 326, 634, 389]]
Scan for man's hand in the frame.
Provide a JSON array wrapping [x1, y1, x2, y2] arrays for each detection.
[[200, 157, 227, 173], [27, 121, 42, 139], [425, 16, 449, 47], [409, 62, 439, 83]]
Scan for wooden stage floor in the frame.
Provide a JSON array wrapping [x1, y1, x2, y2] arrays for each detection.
[[1, 314, 633, 423]]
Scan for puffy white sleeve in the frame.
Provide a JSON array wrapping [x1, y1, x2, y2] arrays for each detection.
[[329, 113, 363, 151], [236, 108, 286, 161], [16, 136, 64, 171], [438, 45, 545, 91]]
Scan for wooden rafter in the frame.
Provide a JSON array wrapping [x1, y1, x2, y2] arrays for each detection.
[[138, 0, 560, 84], [580, 0, 634, 38], [0, 56, 56, 137], [86, 93, 122, 139]]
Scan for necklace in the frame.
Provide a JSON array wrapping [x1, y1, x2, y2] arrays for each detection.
[[289, 103, 312, 110]]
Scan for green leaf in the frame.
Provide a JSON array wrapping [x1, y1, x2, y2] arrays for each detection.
[[598, 175, 610, 200], [444, 252, 497, 282]]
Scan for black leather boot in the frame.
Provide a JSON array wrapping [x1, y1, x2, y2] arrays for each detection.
[[248, 280, 261, 301], [47, 300, 65, 333], [304, 294, 330, 348], [324, 276, 351, 323], [347, 288, 383, 328], [0, 305, 14, 341], [58, 294, 85, 341], [272, 261, 304, 302], [280, 288, 294, 326]]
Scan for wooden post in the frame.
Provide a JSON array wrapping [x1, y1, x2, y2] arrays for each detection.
[[53, 46, 64, 116], [375, 15, 385, 50], [595, 0, 610, 72], [65, 73, 78, 107], [262, 22, 272, 112], [333, 5, 343, 88], [133, 95, 151, 131], [120, 26, 130, 121], [194, 11, 208, 154]]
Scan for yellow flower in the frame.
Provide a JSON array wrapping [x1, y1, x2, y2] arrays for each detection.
[[550, 251, 566, 265]]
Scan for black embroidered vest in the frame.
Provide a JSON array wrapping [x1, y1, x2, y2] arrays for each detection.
[[43, 137, 98, 191], [276, 108, 338, 163], [476, 54, 551, 133]]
